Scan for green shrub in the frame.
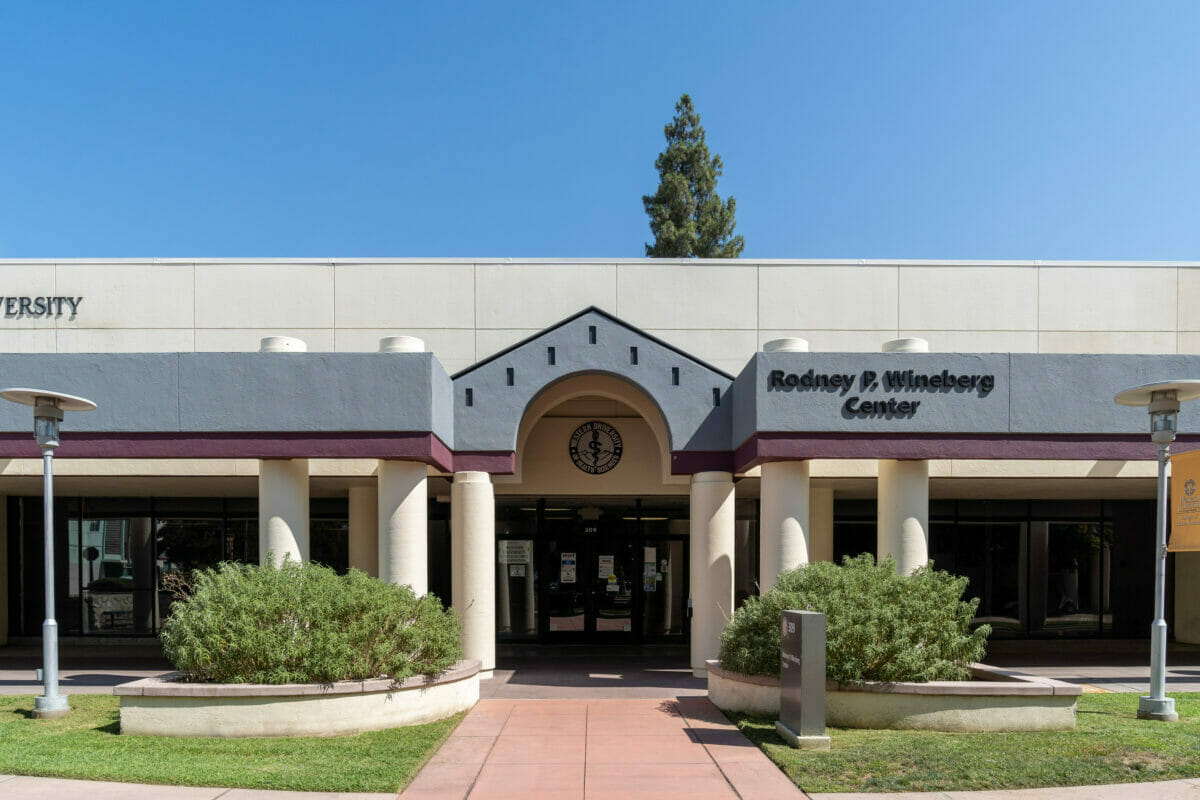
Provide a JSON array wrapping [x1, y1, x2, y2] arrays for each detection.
[[718, 554, 989, 684], [159, 559, 462, 684]]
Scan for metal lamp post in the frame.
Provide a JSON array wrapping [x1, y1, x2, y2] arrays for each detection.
[[1114, 379, 1200, 722], [0, 388, 96, 718]]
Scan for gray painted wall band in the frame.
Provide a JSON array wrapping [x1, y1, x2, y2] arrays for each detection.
[[0, 323, 1196, 451], [735, 352, 1200, 445], [0, 353, 451, 444]]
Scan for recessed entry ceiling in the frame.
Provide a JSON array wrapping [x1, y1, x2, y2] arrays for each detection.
[[542, 396, 640, 418]]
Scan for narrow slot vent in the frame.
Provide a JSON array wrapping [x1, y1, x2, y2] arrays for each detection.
[[465, 388, 474, 407], [588, 325, 597, 344], [671, 367, 680, 386], [506, 367, 514, 386], [547, 346, 556, 365], [713, 387, 721, 406], [630, 346, 638, 365]]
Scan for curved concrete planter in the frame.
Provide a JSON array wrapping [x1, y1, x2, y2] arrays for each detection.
[[115, 659, 480, 738], [706, 660, 1081, 732]]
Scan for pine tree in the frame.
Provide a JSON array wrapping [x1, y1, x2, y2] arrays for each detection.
[[643, 94, 745, 258]]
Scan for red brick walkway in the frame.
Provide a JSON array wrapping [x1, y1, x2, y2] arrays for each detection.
[[399, 697, 805, 800]]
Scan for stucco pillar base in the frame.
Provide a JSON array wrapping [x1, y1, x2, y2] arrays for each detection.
[[259, 459, 309, 566], [690, 471, 735, 676], [379, 460, 428, 594], [877, 459, 929, 574], [452, 471, 496, 672], [760, 461, 810, 590], [348, 485, 378, 577], [810, 488, 834, 563]]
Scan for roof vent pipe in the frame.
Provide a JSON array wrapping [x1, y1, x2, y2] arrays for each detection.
[[378, 336, 426, 353], [882, 337, 929, 354], [260, 336, 307, 353], [763, 337, 809, 353]]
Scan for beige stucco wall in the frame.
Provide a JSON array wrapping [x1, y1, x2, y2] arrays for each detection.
[[501, 416, 685, 495], [118, 664, 480, 738], [3, 259, 1198, 376], [706, 662, 1078, 731]]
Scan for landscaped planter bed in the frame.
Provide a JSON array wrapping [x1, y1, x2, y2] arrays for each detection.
[[114, 658, 480, 738], [706, 659, 1081, 731]]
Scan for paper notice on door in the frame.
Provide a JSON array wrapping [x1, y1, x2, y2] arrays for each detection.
[[598, 554, 614, 579], [644, 546, 656, 563], [498, 540, 532, 564], [560, 552, 576, 583]]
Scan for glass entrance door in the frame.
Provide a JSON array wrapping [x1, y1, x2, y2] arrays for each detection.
[[540, 502, 639, 642], [493, 497, 691, 645]]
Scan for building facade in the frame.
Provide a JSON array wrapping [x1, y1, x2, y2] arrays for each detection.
[[0, 258, 1198, 676]]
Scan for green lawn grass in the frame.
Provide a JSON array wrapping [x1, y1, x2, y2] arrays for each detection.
[[728, 693, 1200, 793], [0, 694, 462, 793]]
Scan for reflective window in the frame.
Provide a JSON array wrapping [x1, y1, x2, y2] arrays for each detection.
[[73, 516, 154, 635]]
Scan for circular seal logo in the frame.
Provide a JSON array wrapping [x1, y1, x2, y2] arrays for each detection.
[[1187, 478, 1196, 497], [568, 421, 623, 475]]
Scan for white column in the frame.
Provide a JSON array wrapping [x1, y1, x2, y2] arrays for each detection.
[[877, 337, 930, 576], [759, 460, 810, 590], [378, 460, 428, 594], [877, 459, 929, 575], [810, 488, 835, 563], [258, 336, 310, 567], [1176, 553, 1200, 644], [690, 470, 735, 677], [259, 458, 310, 566], [452, 471, 495, 675], [348, 485, 379, 577]]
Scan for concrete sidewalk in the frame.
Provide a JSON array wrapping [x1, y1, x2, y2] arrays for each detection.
[[0, 775, 392, 799], [809, 778, 1200, 799], [399, 697, 803, 800]]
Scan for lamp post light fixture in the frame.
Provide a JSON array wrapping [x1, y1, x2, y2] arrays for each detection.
[[1114, 379, 1200, 722], [0, 388, 96, 718]]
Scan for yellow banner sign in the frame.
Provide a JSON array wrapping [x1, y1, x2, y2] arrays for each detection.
[[1170, 448, 1200, 552]]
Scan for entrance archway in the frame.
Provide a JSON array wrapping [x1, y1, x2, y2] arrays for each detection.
[[494, 374, 691, 645]]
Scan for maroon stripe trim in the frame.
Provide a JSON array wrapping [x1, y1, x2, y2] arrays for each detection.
[[734, 432, 1200, 472], [452, 452, 517, 474], [0, 432, 457, 473]]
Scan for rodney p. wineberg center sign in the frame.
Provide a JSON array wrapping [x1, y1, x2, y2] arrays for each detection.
[[767, 366, 996, 418]]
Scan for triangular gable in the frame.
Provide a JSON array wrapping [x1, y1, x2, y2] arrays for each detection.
[[451, 307, 733, 459], [452, 306, 734, 381]]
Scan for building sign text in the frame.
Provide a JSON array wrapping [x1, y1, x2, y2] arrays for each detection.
[[767, 368, 996, 419], [2, 296, 83, 319]]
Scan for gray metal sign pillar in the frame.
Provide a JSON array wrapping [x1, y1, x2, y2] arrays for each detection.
[[776, 610, 831, 749]]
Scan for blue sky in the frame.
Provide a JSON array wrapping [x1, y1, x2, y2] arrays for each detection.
[[1, 1, 1197, 259]]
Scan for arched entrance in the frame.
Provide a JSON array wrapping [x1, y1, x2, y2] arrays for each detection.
[[494, 374, 691, 645]]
